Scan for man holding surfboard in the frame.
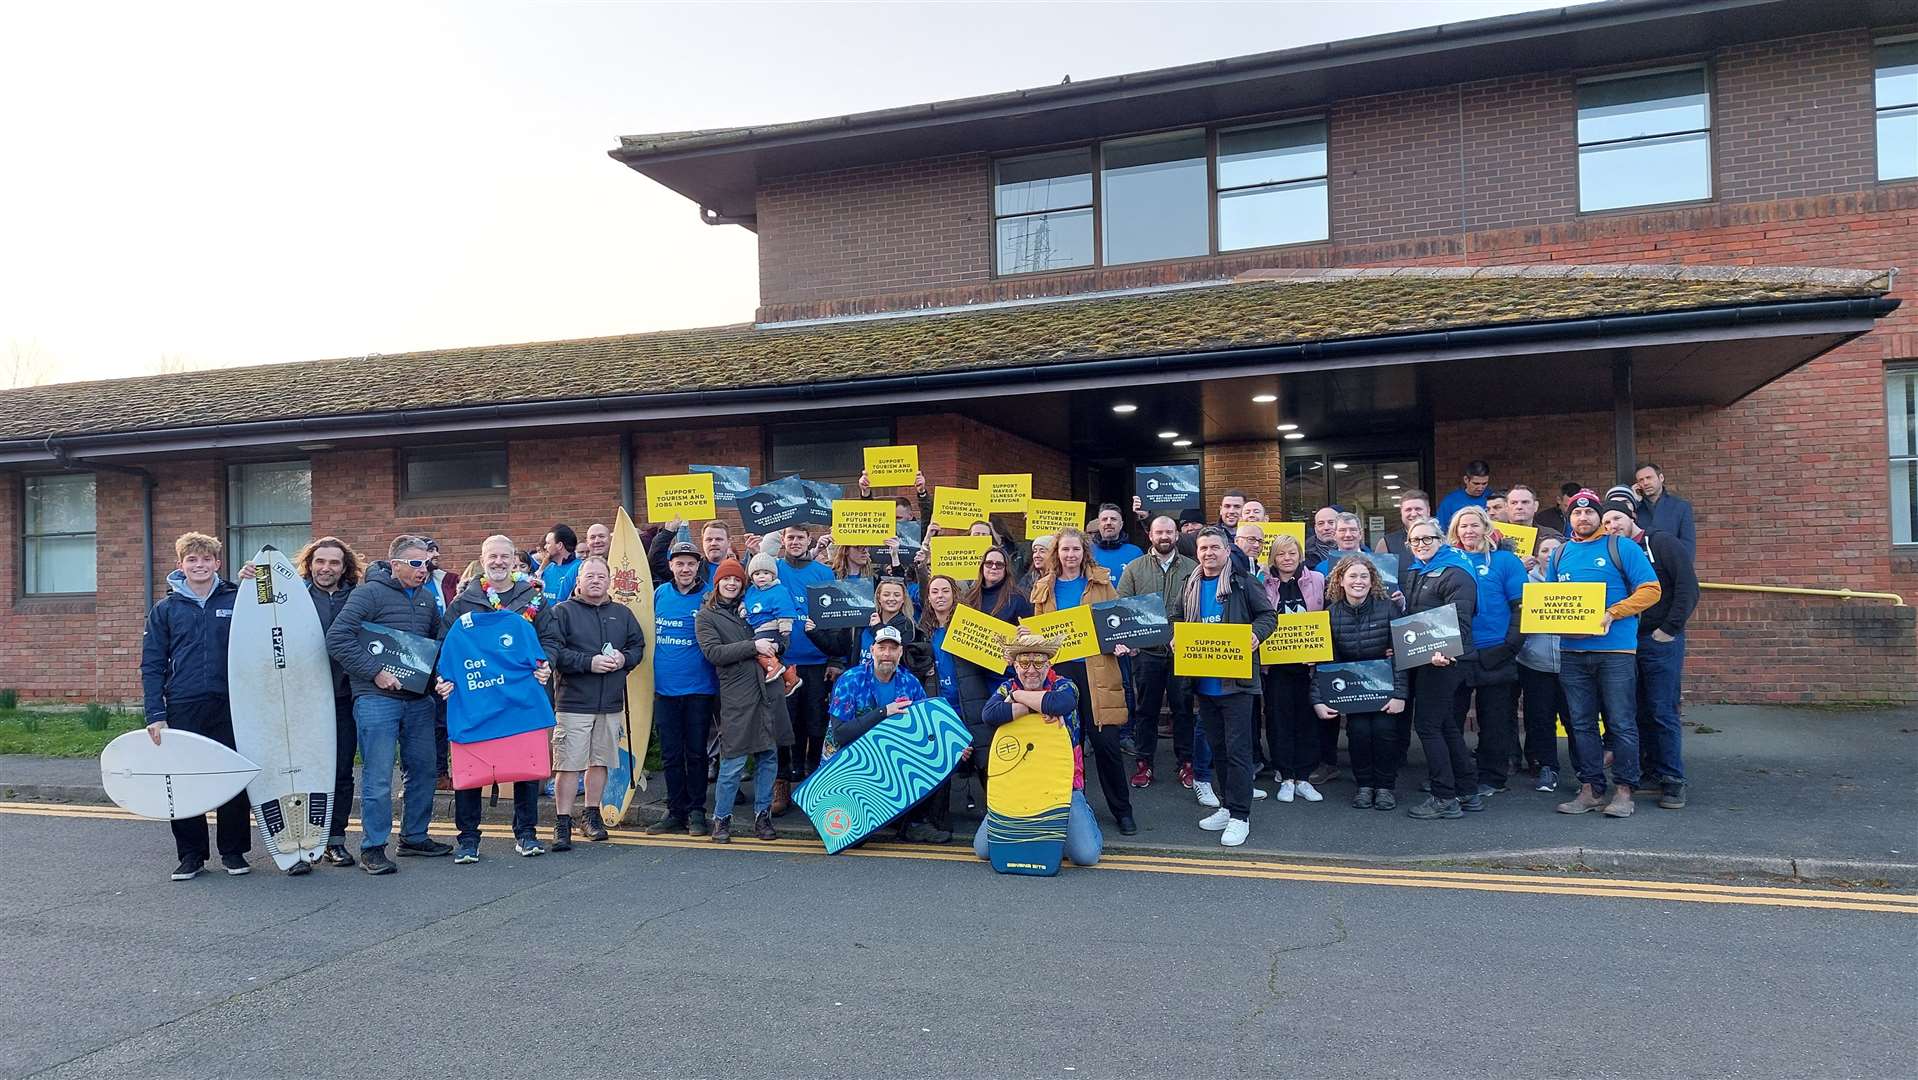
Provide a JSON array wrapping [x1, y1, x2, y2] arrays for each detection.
[[297, 536, 363, 868]]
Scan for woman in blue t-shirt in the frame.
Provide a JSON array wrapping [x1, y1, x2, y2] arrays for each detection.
[[1447, 506, 1528, 797]]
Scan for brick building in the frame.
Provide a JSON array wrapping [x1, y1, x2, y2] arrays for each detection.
[[4, 0, 1917, 704]]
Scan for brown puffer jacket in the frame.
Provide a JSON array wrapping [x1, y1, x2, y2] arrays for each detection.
[[1027, 567, 1127, 729]]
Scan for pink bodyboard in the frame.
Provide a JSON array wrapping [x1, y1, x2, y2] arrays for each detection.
[[450, 729, 552, 789]]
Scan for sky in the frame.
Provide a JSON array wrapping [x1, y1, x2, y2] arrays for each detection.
[[0, 0, 1566, 386]]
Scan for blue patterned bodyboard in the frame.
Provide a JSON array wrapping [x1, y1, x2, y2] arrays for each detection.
[[794, 698, 971, 853]]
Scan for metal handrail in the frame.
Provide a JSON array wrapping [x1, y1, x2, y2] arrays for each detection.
[[1700, 582, 1905, 606]]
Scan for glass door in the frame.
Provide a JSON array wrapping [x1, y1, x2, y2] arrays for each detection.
[[1283, 451, 1423, 547]]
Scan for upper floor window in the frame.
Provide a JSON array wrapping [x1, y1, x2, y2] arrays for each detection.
[[1577, 66, 1712, 212], [1878, 37, 1918, 182], [226, 461, 312, 573], [400, 442, 509, 500], [1889, 366, 1918, 545], [993, 117, 1329, 276], [23, 473, 96, 595], [994, 150, 1095, 275], [768, 418, 892, 487]]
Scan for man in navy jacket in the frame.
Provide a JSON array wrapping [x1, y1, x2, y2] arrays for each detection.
[[1634, 463, 1697, 557]]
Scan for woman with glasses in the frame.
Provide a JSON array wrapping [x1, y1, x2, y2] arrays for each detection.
[[1446, 506, 1528, 798], [1402, 522, 1481, 820], [1312, 555, 1408, 809]]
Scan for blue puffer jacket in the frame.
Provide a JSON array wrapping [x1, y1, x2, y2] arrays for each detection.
[[139, 571, 240, 724]]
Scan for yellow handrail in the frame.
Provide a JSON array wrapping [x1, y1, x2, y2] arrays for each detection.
[[1700, 582, 1905, 606]]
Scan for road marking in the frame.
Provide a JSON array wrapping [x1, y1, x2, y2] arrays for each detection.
[[8, 801, 1912, 914]]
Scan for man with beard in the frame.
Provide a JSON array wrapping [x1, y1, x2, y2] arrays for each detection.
[[1601, 488, 1698, 810], [1089, 503, 1144, 580], [1375, 489, 1430, 569], [1115, 515, 1196, 789], [298, 536, 363, 868]]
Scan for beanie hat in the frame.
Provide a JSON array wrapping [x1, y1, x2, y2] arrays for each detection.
[[747, 551, 779, 579], [713, 557, 747, 586], [1567, 488, 1604, 512]]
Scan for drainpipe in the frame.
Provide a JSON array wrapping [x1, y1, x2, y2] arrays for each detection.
[[618, 430, 635, 517], [699, 205, 757, 228], [44, 438, 157, 612]]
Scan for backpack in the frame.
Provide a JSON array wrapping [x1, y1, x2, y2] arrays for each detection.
[[1547, 534, 1623, 585]]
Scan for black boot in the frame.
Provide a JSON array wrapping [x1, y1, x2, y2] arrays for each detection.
[[582, 807, 609, 842], [552, 815, 574, 852]]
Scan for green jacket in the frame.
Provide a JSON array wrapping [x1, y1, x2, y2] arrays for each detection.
[[1115, 549, 1197, 657]]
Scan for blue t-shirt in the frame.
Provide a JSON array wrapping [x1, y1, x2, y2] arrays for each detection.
[[539, 557, 581, 603], [1195, 577, 1227, 698], [652, 581, 717, 696], [1090, 540, 1143, 581], [928, 625, 959, 707], [742, 582, 796, 632], [1552, 535, 1659, 652], [436, 610, 556, 743], [1460, 548, 1528, 649], [776, 558, 838, 665], [1053, 575, 1088, 610], [1436, 488, 1488, 531]]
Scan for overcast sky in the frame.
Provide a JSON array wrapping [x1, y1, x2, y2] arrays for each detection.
[[1, 0, 1564, 386]]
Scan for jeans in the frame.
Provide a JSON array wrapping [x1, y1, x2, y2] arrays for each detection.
[[1345, 711, 1402, 790], [1196, 692, 1257, 819], [973, 790, 1103, 867], [780, 665, 828, 781], [1636, 632, 1687, 785], [165, 697, 253, 862], [1560, 650, 1641, 791], [1456, 658, 1519, 788], [1260, 665, 1317, 781], [713, 751, 777, 818], [1128, 652, 1193, 767], [1192, 725, 1214, 782], [328, 696, 356, 844], [454, 782, 539, 844], [1517, 664, 1566, 772], [1413, 662, 1474, 800], [1057, 660, 1132, 821], [655, 693, 713, 821], [353, 692, 438, 850]]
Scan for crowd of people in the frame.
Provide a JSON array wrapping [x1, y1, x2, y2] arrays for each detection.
[[138, 458, 1698, 879]]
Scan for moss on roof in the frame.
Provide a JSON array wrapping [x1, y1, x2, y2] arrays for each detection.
[[5, 267, 1893, 443]]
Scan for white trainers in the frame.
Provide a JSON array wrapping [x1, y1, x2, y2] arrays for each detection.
[[1252, 787, 1269, 800], [1194, 780, 1221, 809], [1221, 818, 1249, 847], [1296, 780, 1324, 803], [1276, 780, 1296, 803], [1199, 808, 1231, 831]]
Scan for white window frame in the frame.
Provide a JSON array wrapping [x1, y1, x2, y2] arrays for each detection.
[[22, 472, 97, 596]]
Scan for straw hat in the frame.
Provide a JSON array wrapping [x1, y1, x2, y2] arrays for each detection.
[[1002, 629, 1061, 664]]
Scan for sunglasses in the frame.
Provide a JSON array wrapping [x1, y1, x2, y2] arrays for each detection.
[[399, 558, 431, 568]]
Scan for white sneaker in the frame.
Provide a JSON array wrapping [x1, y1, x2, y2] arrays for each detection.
[[1276, 780, 1296, 803], [1252, 787, 1269, 801], [1296, 780, 1324, 803], [1194, 780, 1221, 809], [1221, 818, 1249, 847], [1199, 808, 1231, 831]]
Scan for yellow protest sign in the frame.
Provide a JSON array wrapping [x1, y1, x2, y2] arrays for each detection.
[[932, 486, 988, 529], [930, 535, 995, 578], [1520, 582, 1608, 635], [830, 500, 895, 546], [1025, 498, 1085, 541], [864, 445, 919, 488], [942, 604, 1018, 671], [1267, 521, 1307, 554], [644, 473, 716, 523], [1259, 610, 1334, 664], [1019, 606, 1098, 664], [1499, 521, 1539, 557], [978, 473, 1031, 514], [1173, 622, 1256, 679]]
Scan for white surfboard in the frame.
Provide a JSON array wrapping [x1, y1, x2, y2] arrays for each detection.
[[229, 546, 338, 870], [100, 728, 261, 820]]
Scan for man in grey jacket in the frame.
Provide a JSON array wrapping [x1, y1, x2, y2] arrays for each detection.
[[1115, 515, 1196, 789]]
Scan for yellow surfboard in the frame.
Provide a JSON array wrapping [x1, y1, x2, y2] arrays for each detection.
[[603, 508, 657, 824]]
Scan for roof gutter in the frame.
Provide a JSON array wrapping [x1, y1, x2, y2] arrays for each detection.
[[7, 295, 1898, 463]]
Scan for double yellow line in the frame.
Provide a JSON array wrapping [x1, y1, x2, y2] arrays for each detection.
[[9, 800, 1914, 915]]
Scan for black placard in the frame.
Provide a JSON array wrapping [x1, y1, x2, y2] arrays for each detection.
[[806, 578, 877, 630], [1370, 551, 1401, 594], [1315, 660, 1396, 714], [1136, 464, 1202, 513], [789, 476, 843, 527], [1390, 603, 1464, 671], [1091, 594, 1172, 651], [689, 464, 751, 507], [737, 477, 812, 535], [357, 621, 442, 696]]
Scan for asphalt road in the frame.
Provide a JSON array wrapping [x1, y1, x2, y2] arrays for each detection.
[[4, 805, 1913, 1080]]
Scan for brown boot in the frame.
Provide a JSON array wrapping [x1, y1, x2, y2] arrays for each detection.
[[710, 815, 731, 844], [1556, 784, 1605, 814], [771, 778, 792, 816], [1602, 784, 1636, 818], [754, 811, 776, 840]]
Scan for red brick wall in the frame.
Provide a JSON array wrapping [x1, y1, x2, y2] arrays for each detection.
[[1714, 30, 1879, 203], [1202, 441, 1283, 519], [1687, 598, 1918, 705], [1329, 86, 1462, 244], [1460, 72, 1577, 231]]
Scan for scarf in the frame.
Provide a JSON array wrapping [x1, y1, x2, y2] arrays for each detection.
[[1181, 563, 1235, 622]]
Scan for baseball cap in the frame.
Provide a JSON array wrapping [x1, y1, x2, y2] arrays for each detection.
[[667, 540, 700, 560], [873, 625, 904, 645]]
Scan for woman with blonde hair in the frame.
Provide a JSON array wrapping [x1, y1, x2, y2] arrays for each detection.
[[1027, 528, 1135, 835], [1445, 504, 1528, 798], [1260, 533, 1326, 803]]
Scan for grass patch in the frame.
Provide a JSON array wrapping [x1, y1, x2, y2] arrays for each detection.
[[0, 708, 146, 758]]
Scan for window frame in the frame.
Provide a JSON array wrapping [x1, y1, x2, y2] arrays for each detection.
[[224, 459, 313, 574], [989, 113, 1331, 278], [21, 471, 98, 597], [1875, 34, 1918, 184], [1574, 63, 1716, 214], [1888, 364, 1918, 548], [396, 442, 510, 502], [763, 417, 898, 489]]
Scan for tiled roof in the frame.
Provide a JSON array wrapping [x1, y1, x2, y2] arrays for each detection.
[[4, 265, 1894, 443]]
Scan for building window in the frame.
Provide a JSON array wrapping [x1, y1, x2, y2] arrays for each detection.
[[768, 419, 893, 487], [399, 442, 509, 500], [1878, 37, 1918, 182], [1888, 366, 1918, 545], [226, 461, 312, 571], [1576, 66, 1712, 212], [23, 473, 96, 595], [1101, 129, 1209, 265], [1217, 119, 1329, 251], [994, 150, 1095, 275]]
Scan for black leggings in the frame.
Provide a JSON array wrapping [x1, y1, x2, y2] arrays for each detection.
[[1260, 665, 1317, 781], [1413, 662, 1474, 800]]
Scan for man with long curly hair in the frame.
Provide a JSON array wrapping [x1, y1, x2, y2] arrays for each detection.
[[296, 536, 365, 867]]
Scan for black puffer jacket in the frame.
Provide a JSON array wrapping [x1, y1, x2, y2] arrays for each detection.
[[1315, 593, 1410, 703], [1403, 559, 1479, 664]]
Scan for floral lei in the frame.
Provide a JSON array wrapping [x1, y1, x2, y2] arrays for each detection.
[[483, 571, 545, 622]]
